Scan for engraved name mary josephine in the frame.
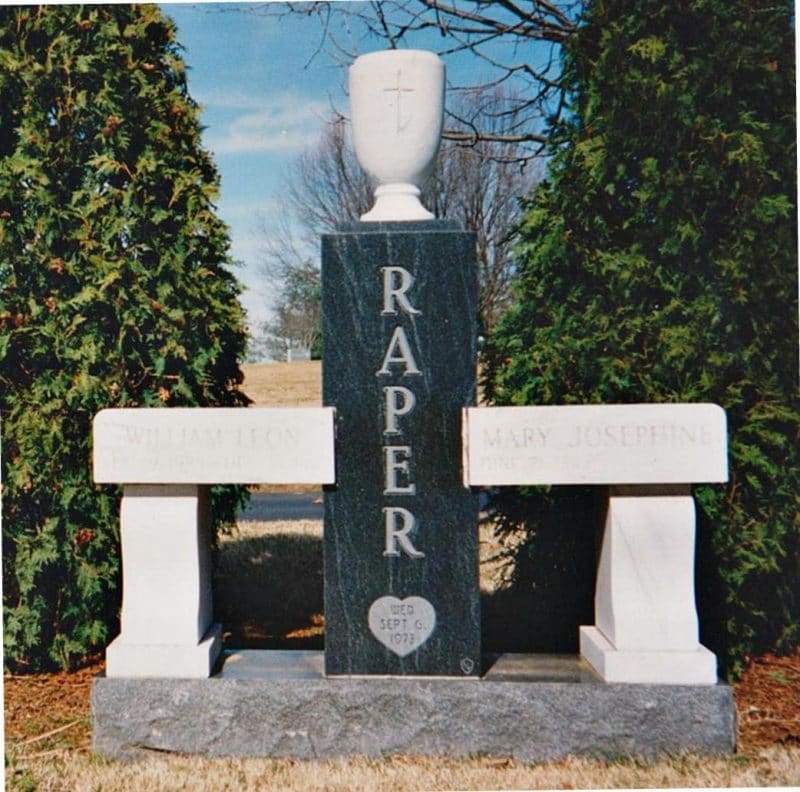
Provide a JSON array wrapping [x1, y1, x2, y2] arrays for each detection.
[[483, 421, 717, 451]]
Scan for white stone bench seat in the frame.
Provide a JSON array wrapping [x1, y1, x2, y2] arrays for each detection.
[[93, 407, 336, 484], [463, 403, 727, 486]]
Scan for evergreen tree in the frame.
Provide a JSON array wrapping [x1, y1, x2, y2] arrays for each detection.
[[0, 5, 249, 670], [487, 0, 797, 675]]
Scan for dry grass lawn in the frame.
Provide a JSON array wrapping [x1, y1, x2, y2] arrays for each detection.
[[240, 360, 321, 407], [215, 520, 325, 649], [7, 745, 799, 791]]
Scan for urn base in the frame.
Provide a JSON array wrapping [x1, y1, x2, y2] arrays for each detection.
[[361, 183, 434, 222]]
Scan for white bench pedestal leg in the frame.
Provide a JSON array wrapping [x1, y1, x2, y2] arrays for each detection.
[[105, 484, 221, 678], [580, 485, 717, 684]]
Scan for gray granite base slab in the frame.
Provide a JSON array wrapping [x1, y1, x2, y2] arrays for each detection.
[[92, 651, 736, 761]]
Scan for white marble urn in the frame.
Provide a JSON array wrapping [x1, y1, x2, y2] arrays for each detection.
[[349, 49, 445, 222]]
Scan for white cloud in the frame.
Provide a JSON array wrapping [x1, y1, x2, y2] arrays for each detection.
[[240, 285, 273, 333], [219, 197, 284, 222], [194, 89, 266, 112], [206, 94, 329, 155], [229, 235, 266, 264]]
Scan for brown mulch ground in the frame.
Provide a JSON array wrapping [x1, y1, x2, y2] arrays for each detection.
[[4, 656, 101, 760], [4, 649, 799, 757], [734, 649, 800, 752]]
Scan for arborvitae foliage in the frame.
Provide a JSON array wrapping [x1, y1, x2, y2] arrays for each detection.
[[487, 0, 798, 676], [0, 6, 249, 671]]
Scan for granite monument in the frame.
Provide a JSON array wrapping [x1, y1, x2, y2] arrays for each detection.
[[90, 48, 736, 761]]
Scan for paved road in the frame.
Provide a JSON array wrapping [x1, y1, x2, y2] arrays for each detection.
[[238, 492, 324, 522], [238, 491, 491, 522]]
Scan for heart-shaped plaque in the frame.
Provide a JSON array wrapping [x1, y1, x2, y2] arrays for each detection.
[[368, 596, 436, 658]]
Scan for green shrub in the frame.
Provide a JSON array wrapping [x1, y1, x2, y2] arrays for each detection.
[[487, 0, 798, 677], [0, 5, 249, 671]]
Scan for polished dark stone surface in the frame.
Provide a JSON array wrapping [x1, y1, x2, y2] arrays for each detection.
[[336, 220, 461, 233], [321, 222, 480, 676]]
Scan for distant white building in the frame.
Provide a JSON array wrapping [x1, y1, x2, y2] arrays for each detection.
[[247, 332, 314, 363], [286, 345, 311, 362]]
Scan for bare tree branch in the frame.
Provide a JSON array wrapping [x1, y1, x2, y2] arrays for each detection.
[[444, 127, 548, 145], [246, 1, 579, 156], [415, 0, 572, 42]]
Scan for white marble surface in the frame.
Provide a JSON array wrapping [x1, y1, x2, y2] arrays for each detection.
[[106, 624, 222, 679], [464, 403, 727, 485], [580, 626, 717, 685], [350, 49, 444, 221], [595, 490, 699, 651], [106, 485, 220, 678], [117, 485, 212, 645], [580, 486, 717, 684], [93, 407, 335, 484], [368, 596, 436, 658]]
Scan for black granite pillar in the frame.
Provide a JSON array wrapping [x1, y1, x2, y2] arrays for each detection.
[[322, 221, 480, 676]]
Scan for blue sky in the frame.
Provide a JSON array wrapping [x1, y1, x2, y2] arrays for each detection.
[[162, 2, 352, 332]]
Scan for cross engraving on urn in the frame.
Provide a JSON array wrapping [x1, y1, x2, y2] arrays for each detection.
[[383, 69, 415, 133]]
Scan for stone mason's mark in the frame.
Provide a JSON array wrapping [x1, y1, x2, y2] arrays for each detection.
[[368, 596, 436, 658], [383, 69, 414, 134]]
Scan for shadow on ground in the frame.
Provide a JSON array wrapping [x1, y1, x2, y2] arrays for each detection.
[[214, 532, 324, 650]]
